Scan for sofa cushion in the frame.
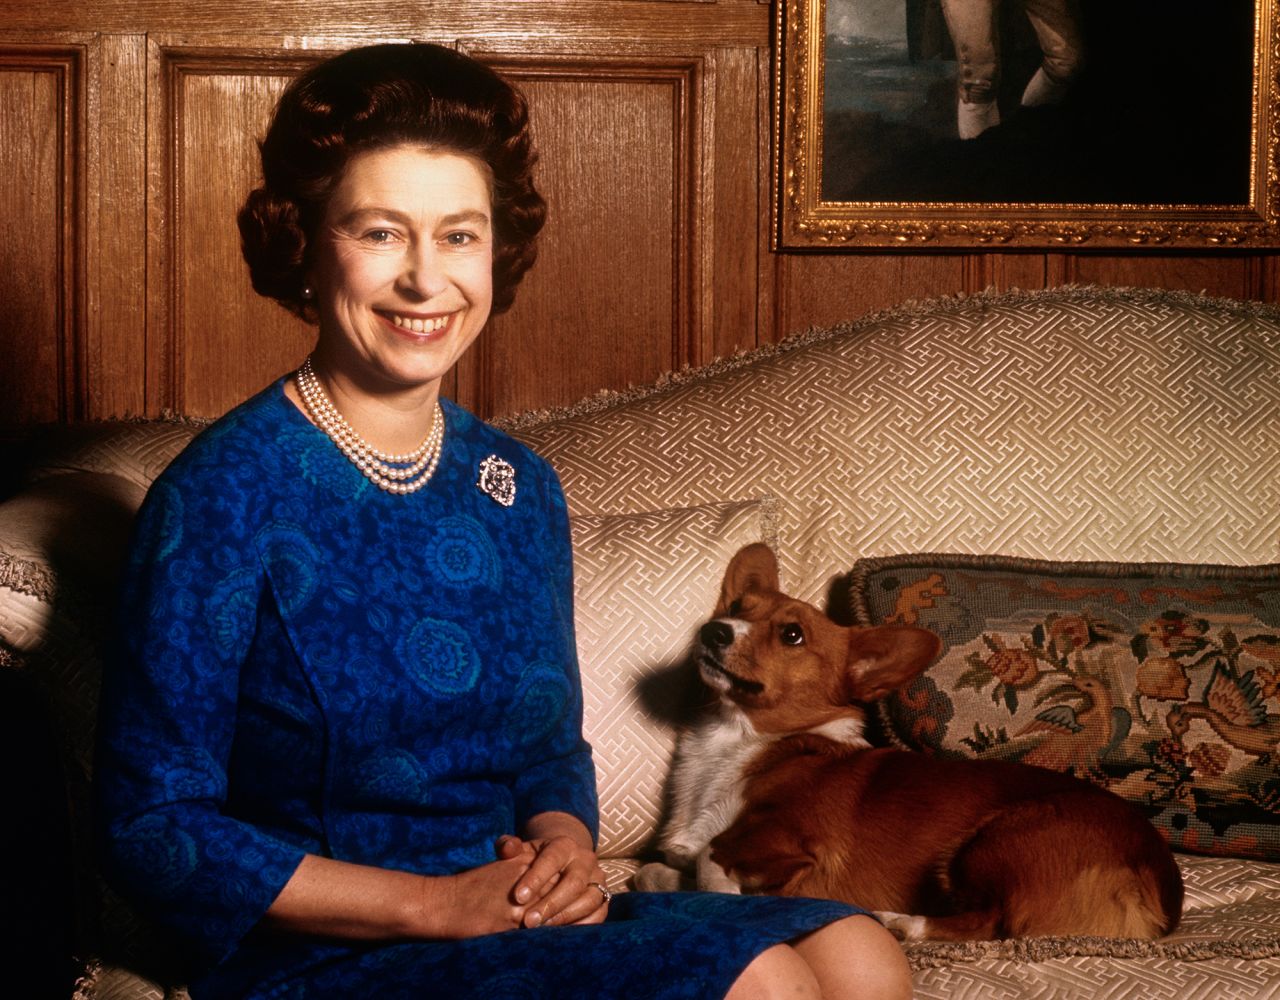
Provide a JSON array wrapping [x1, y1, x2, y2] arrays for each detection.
[[19, 421, 201, 493], [849, 553, 1280, 860], [569, 497, 777, 858]]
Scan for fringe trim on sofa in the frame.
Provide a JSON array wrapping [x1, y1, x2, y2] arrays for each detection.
[[493, 284, 1280, 433], [70, 958, 101, 1000], [0, 551, 56, 603], [904, 931, 1280, 970]]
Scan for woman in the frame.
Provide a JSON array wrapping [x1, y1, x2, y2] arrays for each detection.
[[95, 43, 912, 1000]]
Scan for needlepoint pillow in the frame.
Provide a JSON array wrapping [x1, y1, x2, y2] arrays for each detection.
[[848, 554, 1280, 861], [569, 497, 778, 860]]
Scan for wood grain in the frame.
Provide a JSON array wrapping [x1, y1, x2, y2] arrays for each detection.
[[146, 46, 318, 416], [172, 60, 314, 415], [85, 33, 146, 419], [776, 254, 969, 339], [0, 48, 78, 423], [1069, 255, 1254, 301], [0, 1, 1277, 426], [0, 1, 770, 42], [458, 62, 694, 417], [709, 45, 765, 361]]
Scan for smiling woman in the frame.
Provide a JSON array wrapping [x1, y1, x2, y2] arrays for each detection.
[[299, 147, 495, 458], [93, 42, 912, 1000]]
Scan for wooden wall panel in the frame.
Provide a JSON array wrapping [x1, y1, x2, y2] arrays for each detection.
[[84, 33, 147, 419], [709, 46, 766, 361], [1066, 255, 1259, 301], [775, 254, 969, 337], [775, 251, 1275, 343], [0, 47, 80, 423], [0, 0, 1277, 428], [459, 61, 696, 416], [0, 2, 770, 44], [151, 46, 315, 417]]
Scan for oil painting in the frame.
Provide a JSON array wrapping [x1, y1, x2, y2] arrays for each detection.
[[775, 0, 1280, 248]]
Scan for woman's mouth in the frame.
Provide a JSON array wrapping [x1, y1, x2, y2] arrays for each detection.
[[380, 311, 452, 335]]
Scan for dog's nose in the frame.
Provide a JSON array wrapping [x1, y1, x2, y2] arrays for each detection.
[[700, 621, 735, 649]]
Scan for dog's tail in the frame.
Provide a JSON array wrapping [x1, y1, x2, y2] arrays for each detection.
[[1010, 857, 1181, 939]]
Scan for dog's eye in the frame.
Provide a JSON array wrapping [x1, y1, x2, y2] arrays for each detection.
[[779, 623, 805, 646]]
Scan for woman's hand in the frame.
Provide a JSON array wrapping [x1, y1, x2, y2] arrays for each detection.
[[497, 811, 609, 929], [265, 848, 540, 942], [428, 848, 541, 938]]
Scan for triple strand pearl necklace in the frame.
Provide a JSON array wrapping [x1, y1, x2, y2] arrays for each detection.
[[295, 356, 444, 495]]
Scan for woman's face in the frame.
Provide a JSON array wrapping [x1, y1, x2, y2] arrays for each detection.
[[309, 144, 494, 397]]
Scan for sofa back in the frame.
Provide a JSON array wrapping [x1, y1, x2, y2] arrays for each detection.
[[508, 286, 1280, 604]]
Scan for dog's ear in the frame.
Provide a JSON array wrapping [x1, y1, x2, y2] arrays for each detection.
[[714, 543, 780, 616], [843, 625, 942, 703]]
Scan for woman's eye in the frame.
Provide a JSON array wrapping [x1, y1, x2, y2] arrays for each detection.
[[780, 623, 805, 646], [443, 231, 476, 247], [363, 229, 395, 244]]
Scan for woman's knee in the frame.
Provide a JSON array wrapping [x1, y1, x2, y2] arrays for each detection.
[[793, 915, 913, 1000], [725, 943, 821, 1000]]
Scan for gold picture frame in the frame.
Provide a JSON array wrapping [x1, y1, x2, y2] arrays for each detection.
[[774, 0, 1280, 249]]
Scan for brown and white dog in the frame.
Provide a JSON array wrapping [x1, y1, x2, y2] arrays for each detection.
[[636, 543, 1184, 941]]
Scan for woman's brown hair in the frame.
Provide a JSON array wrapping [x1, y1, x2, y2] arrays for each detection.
[[238, 43, 546, 319]]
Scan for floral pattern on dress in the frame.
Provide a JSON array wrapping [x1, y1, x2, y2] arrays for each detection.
[[97, 380, 862, 997]]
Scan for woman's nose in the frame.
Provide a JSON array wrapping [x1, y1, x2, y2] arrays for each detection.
[[398, 244, 448, 300]]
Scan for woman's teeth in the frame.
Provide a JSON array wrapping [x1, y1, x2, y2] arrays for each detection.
[[390, 314, 449, 333]]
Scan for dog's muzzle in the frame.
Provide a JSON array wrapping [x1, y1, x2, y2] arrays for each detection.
[[697, 620, 764, 695], [700, 621, 736, 650]]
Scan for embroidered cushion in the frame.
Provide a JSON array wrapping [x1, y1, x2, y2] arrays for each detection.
[[848, 554, 1280, 861]]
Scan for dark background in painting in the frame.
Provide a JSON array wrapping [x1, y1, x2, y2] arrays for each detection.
[[821, 0, 1255, 205]]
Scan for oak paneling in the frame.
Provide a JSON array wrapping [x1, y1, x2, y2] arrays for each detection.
[[0, 2, 771, 44], [84, 33, 147, 419], [776, 254, 969, 338], [709, 45, 765, 361], [1068, 255, 1257, 301], [459, 59, 698, 416], [0, 0, 1277, 427], [0, 47, 80, 423], [149, 45, 316, 417]]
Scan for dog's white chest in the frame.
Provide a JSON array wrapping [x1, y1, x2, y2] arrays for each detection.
[[661, 711, 765, 864]]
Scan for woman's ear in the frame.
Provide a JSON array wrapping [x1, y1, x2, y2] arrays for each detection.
[[714, 543, 781, 616]]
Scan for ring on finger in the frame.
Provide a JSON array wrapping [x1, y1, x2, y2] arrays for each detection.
[[589, 880, 613, 905]]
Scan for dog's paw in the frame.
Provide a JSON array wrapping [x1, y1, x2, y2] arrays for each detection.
[[875, 911, 928, 941], [699, 874, 743, 895], [633, 862, 687, 893], [695, 852, 743, 894]]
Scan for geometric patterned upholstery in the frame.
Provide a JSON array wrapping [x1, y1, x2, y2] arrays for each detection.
[[508, 287, 1280, 606], [569, 499, 777, 859], [21, 421, 201, 493]]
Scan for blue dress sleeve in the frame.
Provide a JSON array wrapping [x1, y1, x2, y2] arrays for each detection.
[[94, 462, 307, 968], [510, 461, 601, 845]]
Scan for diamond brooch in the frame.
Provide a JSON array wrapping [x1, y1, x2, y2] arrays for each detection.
[[477, 455, 516, 507]]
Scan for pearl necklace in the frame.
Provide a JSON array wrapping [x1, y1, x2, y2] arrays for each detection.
[[295, 356, 444, 495]]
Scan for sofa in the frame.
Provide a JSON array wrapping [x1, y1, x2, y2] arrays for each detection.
[[3, 285, 1280, 998]]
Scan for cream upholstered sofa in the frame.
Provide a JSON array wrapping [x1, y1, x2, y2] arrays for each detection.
[[4, 286, 1280, 999]]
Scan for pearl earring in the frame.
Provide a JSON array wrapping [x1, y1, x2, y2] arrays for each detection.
[[301, 285, 315, 301]]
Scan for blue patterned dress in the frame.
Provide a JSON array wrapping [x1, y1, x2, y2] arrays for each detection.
[[95, 379, 861, 999]]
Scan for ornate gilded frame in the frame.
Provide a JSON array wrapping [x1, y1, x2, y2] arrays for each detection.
[[774, 0, 1280, 249]]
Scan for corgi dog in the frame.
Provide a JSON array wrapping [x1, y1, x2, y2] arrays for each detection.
[[636, 543, 1184, 942]]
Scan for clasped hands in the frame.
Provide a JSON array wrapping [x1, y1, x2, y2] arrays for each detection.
[[493, 831, 610, 930]]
